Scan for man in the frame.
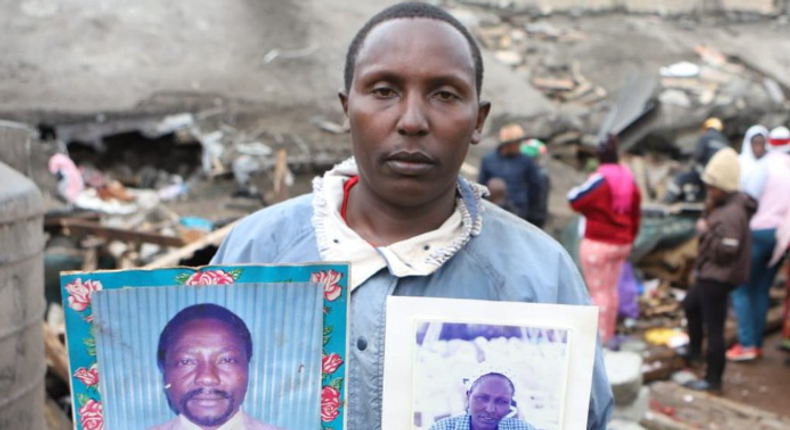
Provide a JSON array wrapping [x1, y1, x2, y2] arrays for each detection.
[[478, 124, 542, 224], [428, 373, 537, 430], [664, 117, 730, 203], [212, 3, 613, 429], [148, 304, 284, 430]]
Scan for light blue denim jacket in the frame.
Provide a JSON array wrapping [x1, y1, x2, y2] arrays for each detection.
[[211, 178, 614, 430]]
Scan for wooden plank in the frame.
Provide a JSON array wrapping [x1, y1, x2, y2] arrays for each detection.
[[531, 77, 576, 91], [54, 218, 184, 247], [142, 220, 239, 269], [43, 323, 70, 385]]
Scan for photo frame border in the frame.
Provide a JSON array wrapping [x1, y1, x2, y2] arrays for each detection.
[[381, 296, 598, 430], [60, 262, 349, 430]]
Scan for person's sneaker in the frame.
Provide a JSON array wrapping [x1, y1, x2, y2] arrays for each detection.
[[778, 339, 790, 352], [726, 344, 758, 362], [684, 379, 722, 393]]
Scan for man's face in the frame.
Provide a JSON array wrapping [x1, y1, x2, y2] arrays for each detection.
[[163, 318, 249, 429], [467, 376, 513, 430], [499, 141, 521, 157], [340, 18, 490, 208]]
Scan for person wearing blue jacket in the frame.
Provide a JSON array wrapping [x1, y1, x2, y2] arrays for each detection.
[[478, 124, 542, 225], [211, 3, 613, 429]]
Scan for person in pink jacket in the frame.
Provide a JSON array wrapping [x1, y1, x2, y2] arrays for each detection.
[[728, 126, 790, 362]]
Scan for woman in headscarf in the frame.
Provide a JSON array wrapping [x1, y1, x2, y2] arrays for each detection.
[[729, 126, 790, 361], [738, 125, 768, 189], [568, 134, 641, 345]]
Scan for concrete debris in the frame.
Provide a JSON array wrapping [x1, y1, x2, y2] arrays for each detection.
[[494, 50, 523, 66], [313, 119, 346, 135], [531, 77, 576, 92], [659, 90, 692, 108], [659, 62, 700, 78], [762, 78, 786, 106], [262, 44, 318, 64]]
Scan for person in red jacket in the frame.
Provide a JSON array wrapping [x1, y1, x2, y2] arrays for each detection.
[[568, 134, 641, 345]]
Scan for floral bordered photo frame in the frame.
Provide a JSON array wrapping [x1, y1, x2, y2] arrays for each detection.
[[61, 263, 349, 430]]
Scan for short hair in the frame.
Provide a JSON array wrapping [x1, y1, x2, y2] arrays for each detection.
[[344, 2, 484, 97], [469, 372, 516, 396], [156, 303, 253, 372]]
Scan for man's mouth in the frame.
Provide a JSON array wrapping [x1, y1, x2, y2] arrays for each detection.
[[476, 415, 498, 425], [184, 389, 230, 406], [383, 151, 437, 176]]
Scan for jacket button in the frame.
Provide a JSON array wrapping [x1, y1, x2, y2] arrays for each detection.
[[357, 337, 368, 351]]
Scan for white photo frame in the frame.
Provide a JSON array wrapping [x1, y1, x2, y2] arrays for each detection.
[[382, 297, 599, 430]]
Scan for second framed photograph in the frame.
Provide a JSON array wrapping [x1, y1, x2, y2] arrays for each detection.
[[381, 297, 599, 430]]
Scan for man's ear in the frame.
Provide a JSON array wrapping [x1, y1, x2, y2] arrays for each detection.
[[338, 91, 351, 132], [471, 101, 492, 145]]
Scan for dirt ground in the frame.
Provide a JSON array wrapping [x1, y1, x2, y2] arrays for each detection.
[[720, 331, 790, 417]]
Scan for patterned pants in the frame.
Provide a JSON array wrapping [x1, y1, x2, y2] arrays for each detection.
[[579, 238, 632, 344]]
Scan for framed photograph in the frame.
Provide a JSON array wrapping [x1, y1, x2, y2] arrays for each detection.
[[92, 283, 322, 430], [381, 297, 598, 430], [61, 263, 349, 430]]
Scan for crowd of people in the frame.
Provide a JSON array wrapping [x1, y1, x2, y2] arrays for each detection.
[[529, 118, 790, 393], [480, 117, 790, 393]]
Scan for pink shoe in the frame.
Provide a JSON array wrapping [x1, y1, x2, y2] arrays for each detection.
[[726, 344, 758, 362]]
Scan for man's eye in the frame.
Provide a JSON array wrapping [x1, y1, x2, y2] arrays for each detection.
[[496, 399, 509, 405], [219, 357, 237, 364], [371, 87, 396, 98], [434, 90, 458, 101], [175, 358, 194, 367]]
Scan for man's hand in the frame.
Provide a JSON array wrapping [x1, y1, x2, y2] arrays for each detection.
[[696, 218, 708, 234]]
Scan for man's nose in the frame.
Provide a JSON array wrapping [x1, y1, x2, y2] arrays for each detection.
[[195, 362, 220, 386], [397, 93, 429, 137], [484, 401, 496, 412]]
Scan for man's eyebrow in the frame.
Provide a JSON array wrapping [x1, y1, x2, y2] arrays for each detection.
[[425, 73, 474, 90], [356, 69, 404, 86], [169, 345, 244, 355]]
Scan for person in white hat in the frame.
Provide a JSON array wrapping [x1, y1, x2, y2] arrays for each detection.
[[730, 126, 790, 362]]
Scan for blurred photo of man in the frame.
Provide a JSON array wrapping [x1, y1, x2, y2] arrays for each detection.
[[428, 373, 537, 430]]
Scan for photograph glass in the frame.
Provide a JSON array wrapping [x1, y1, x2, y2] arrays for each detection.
[[413, 322, 570, 430]]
